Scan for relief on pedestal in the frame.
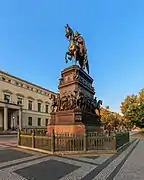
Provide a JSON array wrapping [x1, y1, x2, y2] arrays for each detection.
[[50, 90, 102, 117], [59, 69, 79, 86], [73, 69, 79, 80], [59, 75, 64, 86], [79, 76, 94, 91], [59, 67, 94, 95]]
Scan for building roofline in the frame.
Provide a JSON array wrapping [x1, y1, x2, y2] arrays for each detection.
[[0, 70, 57, 95]]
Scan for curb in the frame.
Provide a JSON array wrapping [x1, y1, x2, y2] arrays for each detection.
[[0, 134, 17, 136], [116, 138, 136, 152], [17, 145, 117, 155], [0, 143, 17, 148], [17, 145, 53, 154]]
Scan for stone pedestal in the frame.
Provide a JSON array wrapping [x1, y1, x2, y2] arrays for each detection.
[[47, 65, 102, 135], [58, 65, 95, 99]]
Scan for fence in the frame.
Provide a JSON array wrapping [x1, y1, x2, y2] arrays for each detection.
[[18, 130, 129, 154], [21, 128, 47, 136], [116, 132, 130, 149]]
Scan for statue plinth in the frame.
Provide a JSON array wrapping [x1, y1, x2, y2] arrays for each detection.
[[47, 65, 102, 135], [58, 65, 95, 98]]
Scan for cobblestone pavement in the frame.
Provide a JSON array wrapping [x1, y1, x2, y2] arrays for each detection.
[[0, 135, 143, 179], [0, 135, 17, 147]]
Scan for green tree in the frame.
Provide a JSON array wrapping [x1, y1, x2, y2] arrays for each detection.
[[120, 88, 144, 128], [100, 106, 124, 130], [100, 107, 111, 126]]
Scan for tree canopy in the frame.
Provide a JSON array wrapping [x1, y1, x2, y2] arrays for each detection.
[[120, 88, 144, 128], [100, 106, 128, 130]]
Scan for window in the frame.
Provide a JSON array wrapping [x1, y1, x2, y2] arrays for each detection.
[[28, 100, 33, 110], [38, 103, 41, 112], [17, 97, 23, 105], [37, 118, 41, 126], [17, 115, 19, 125], [45, 104, 49, 113], [28, 117, 32, 126], [45, 119, 49, 126], [4, 94, 10, 103]]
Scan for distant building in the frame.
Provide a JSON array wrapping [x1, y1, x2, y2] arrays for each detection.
[[0, 70, 56, 131]]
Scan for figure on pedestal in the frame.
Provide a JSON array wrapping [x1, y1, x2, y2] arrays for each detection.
[[50, 95, 57, 112], [65, 24, 89, 74], [95, 100, 103, 116]]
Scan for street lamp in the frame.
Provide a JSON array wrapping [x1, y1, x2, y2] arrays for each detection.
[[12, 117, 15, 130]]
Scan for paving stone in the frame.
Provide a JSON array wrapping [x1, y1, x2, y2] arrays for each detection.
[[65, 154, 112, 165], [53, 156, 96, 180], [0, 145, 8, 150], [82, 156, 99, 159], [113, 140, 144, 180], [15, 159, 79, 180], [0, 149, 32, 163], [0, 155, 45, 169], [0, 156, 96, 180], [92, 139, 139, 180]]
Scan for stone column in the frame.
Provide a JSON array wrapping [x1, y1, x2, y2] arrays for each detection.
[[19, 108, 22, 130], [4, 107, 8, 131]]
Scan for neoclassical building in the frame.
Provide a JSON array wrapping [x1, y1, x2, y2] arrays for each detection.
[[0, 70, 56, 131]]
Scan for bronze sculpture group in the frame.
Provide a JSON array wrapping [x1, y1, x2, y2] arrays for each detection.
[[51, 91, 102, 116], [50, 24, 103, 118], [65, 24, 89, 74]]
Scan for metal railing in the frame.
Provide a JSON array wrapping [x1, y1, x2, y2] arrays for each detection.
[[18, 129, 130, 154], [116, 132, 130, 149]]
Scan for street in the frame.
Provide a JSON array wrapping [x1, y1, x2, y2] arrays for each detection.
[[0, 135, 143, 179]]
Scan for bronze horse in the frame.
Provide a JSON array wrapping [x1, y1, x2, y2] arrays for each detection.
[[65, 24, 89, 74], [95, 100, 103, 116]]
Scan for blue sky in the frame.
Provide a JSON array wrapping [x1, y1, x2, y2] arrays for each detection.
[[0, 0, 144, 113]]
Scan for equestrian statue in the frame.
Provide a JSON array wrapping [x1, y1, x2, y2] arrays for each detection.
[[65, 24, 89, 74]]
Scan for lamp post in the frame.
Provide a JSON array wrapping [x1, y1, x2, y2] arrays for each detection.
[[12, 117, 15, 130]]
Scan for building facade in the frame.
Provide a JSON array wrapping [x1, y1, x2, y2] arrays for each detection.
[[0, 70, 56, 131]]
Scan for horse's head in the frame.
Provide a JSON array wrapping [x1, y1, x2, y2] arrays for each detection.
[[98, 100, 103, 106], [65, 24, 73, 39]]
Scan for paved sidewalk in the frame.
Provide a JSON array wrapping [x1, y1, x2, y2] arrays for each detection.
[[114, 140, 144, 180], [0, 135, 143, 179], [0, 135, 17, 147]]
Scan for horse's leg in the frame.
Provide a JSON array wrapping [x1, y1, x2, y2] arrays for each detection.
[[68, 55, 72, 60], [98, 109, 100, 116], [86, 61, 89, 74], [65, 52, 71, 63], [65, 51, 73, 62], [81, 54, 86, 70], [74, 50, 77, 65], [78, 56, 83, 69], [82, 58, 85, 69], [97, 107, 101, 116], [65, 52, 68, 63]]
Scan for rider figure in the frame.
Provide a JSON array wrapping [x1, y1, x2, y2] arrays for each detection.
[[74, 31, 86, 56], [74, 31, 87, 69]]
